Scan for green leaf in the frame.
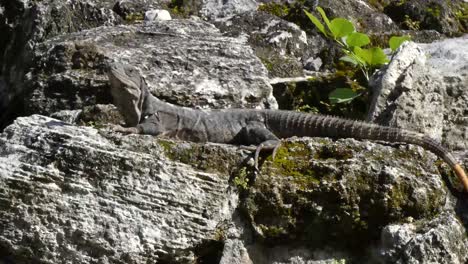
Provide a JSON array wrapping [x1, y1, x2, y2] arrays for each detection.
[[345, 32, 370, 47], [316, 6, 332, 34], [340, 55, 359, 66], [304, 10, 327, 36], [329, 18, 355, 38], [354, 47, 389, 67], [341, 49, 367, 67], [329, 88, 359, 104], [389, 36, 411, 52]]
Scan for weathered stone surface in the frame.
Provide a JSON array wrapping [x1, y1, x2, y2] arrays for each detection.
[[378, 212, 468, 264], [244, 139, 449, 254], [200, 0, 258, 20], [1, 1, 468, 263], [368, 36, 468, 151], [112, 0, 170, 20], [316, 0, 398, 33], [383, 0, 467, 35], [0, 0, 120, 129], [0, 114, 241, 262], [23, 19, 276, 117], [0, 114, 468, 263], [1, 114, 467, 263], [144, 9, 172, 21], [216, 11, 310, 78]]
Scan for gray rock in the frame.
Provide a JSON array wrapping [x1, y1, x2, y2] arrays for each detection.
[[378, 212, 468, 264], [239, 137, 465, 263], [0, 114, 241, 262], [23, 19, 276, 117], [216, 11, 309, 77], [1, 114, 467, 263], [382, 0, 467, 35], [112, 0, 170, 20], [310, 0, 398, 33], [50, 109, 83, 124], [304, 57, 322, 71], [200, 0, 258, 20], [368, 36, 468, 151], [144, 9, 172, 21], [0, 0, 120, 129]]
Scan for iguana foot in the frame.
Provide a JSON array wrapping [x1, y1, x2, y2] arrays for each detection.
[[111, 124, 142, 134], [254, 140, 282, 170]]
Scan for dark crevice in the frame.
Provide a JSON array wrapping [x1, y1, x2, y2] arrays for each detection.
[[0, 91, 26, 132], [193, 239, 224, 264]]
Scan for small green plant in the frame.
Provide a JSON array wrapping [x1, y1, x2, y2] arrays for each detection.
[[304, 7, 410, 104], [402, 15, 420, 30], [233, 168, 250, 190]]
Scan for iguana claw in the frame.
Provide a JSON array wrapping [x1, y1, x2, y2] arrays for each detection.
[[254, 140, 282, 171]]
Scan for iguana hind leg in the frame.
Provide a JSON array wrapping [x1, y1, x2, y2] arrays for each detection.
[[254, 140, 282, 170], [238, 122, 281, 170]]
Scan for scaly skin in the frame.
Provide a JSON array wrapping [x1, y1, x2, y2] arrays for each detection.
[[107, 62, 468, 192]]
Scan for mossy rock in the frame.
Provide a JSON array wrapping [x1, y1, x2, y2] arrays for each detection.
[[242, 138, 447, 255], [383, 0, 467, 35]]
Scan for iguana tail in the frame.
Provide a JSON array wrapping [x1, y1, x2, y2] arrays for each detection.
[[266, 111, 468, 192]]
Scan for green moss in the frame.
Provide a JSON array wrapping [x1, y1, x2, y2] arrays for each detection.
[[213, 227, 226, 241], [367, 0, 390, 11], [125, 13, 144, 22], [454, 4, 468, 32], [257, 3, 290, 18], [158, 139, 177, 154], [157, 139, 201, 166], [260, 58, 274, 72], [455, 9, 467, 20], [167, 0, 200, 18], [268, 142, 321, 187], [426, 6, 441, 18], [259, 224, 287, 238], [396, 0, 407, 7], [258, 55, 303, 78]]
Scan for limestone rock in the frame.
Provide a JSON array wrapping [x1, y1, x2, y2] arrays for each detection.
[[200, 0, 258, 20], [216, 11, 310, 78], [112, 0, 170, 20], [383, 0, 467, 35], [1, 115, 467, 263], [0, 115, 242, 262], [23, 19, 276, 117], [378, 212, 468, 264], [144, 9, 172, 21], [316, 0, 398, 33], [368, 36, 468, 151], [0, 0, 120, 129]]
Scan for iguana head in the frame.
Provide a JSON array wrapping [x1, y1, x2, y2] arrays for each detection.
[[107, 62, 145, 127]]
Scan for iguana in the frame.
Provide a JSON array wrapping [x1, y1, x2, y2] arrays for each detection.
[[107, 62, 468, 192]]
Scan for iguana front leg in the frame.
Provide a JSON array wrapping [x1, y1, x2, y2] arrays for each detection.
[[112, 124, 142, 134]]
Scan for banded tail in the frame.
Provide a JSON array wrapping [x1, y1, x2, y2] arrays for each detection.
[[265, 111, 468, 192]]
